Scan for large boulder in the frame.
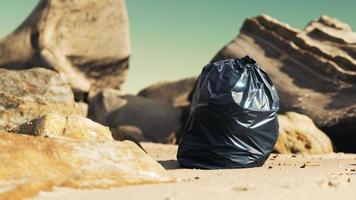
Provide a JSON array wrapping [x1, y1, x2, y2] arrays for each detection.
[[88, 89, 182, 143], [138, 77, 197, 107], [0, 68, 81, 130], [212, 15, 356, 152], [0, 132, 174, 200], [0, 0, 131, 93], [275, 112, 334, 154]]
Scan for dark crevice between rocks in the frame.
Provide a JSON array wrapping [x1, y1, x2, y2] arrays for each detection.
[[322, 117, 356, 153]]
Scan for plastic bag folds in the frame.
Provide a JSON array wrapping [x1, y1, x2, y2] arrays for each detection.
[[177, 56, 280, 169]]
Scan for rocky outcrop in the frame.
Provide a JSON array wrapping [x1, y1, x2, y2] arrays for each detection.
[[138, 77, 197, 107], [212, 15, 356, 152], [275, 112, 333, 154], [10, 113, 144, 150], [10, 113, 113, 141], [88, 89, 182, 143], [0, 132, 174, 200], [0, 0, 131, 93], [0, 68, 81, 130]]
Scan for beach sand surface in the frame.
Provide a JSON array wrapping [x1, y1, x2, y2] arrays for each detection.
[[36, 143, 356, 200]]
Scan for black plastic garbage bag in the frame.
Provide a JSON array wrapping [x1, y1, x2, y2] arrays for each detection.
[[177, 56, 279, 169]]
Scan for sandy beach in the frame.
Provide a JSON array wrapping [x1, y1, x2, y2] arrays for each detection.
[[35, 143, 356, 200]]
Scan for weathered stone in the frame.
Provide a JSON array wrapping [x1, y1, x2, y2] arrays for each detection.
[[212, 15, 356, 152], [76, 102, 89, 117], [10, 113, 113, 141], [0, 132, 174, 199], [88, 89, 182, 143], [0, 0, 131, 93], [10, 113, 145, 150], [109, 127, 146, 150], [275, 112, 334, 154], [0, 68, 81, 130], [114, 125, 150, 142], [138, 77, 197, 107]]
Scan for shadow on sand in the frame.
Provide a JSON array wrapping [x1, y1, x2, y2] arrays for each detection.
[[158, 159, 181, 170]]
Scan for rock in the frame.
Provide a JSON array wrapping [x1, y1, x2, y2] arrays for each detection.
[[305, 15, 353, 32], [138, 77, 197, 107], [114, 125, 150, 142], [88, 89, 182, 143], [10, 113, 144, 149], [212, 15, 356, 152], [275, 112, 334, 154], [110, 127, 146, 150], [76, 102, 89, 117], [0, 132, 174, 199], [10, 113, 113, 141], [0, 68, 81, 130], [0, 0, 131, 93]]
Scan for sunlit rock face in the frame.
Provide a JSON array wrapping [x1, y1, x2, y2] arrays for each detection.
[[0, 132, 174, 200], [275, 112, 334, 154], [0, 0, 131, 93], [0, 68, 81, 130], [9, 113, 114, 141]]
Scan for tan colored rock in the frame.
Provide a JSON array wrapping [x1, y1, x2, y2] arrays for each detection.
[[0, 68, 81, 130], [305, 15, 352, 32], [65, 115, 113, 141], [0, 132, 174, 200], [212, 15, 356, 152], [0, 0, 131, 93], [10, 113, 113, 141], [275, 112, 333, 154], [77, 102, 89, 117], [138, 77, 197, 107]]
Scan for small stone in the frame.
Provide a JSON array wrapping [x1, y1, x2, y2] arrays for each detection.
[[274, 112, 333, 154], [328, 180, 339, 187], [232, 186, 249, 192]]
